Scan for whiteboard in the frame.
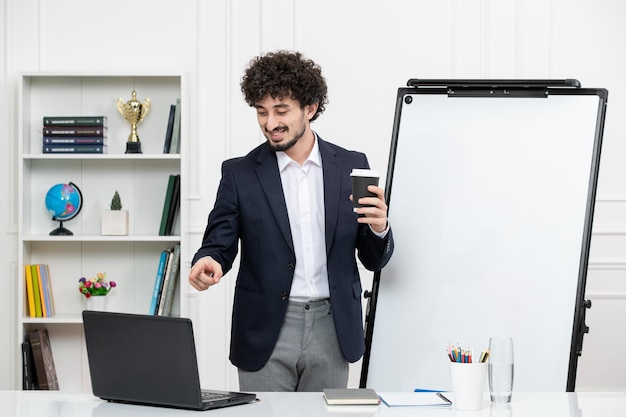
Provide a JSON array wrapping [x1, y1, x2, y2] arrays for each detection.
[[364, 82, 607, 392]]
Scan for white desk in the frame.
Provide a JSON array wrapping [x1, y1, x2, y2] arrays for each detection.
[[1, 391, 625, 416]]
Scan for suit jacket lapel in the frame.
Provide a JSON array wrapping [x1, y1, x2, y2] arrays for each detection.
[[255, 144, 295, 255], [318, 137, 340, 254], [255, 137, 341, 257]]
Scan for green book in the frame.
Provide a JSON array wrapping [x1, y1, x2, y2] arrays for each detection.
[[169, 99, 181, 154], [43, 145, 105, 154], [165, 175, 180, 235], [159, 175, 177, 236], [30, 265, 42, 317]]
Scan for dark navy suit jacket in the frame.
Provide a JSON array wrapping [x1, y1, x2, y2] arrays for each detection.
[[192, 136, 394, 371]]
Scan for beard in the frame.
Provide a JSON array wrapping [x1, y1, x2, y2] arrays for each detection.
[[266, 122, 306, 152]]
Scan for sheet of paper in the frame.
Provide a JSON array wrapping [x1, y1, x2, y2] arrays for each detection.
[[378, 392, 451, 407]]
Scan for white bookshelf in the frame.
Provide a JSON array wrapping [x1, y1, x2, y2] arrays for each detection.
[[17, 73, 187, 392]]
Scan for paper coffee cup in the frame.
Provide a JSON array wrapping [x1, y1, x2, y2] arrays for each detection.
[[351, 169, 379, 212]]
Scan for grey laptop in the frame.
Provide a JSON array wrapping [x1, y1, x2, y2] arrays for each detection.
[[82, 310, 256, 411]]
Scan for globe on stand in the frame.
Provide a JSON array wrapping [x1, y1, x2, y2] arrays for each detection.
[[45, 182, 83, 236]]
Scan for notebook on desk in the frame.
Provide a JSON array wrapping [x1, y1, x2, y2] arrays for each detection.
[[82, 310, 256, 411]]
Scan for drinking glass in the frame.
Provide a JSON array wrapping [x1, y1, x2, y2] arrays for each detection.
[[488, 337, 514, 403]]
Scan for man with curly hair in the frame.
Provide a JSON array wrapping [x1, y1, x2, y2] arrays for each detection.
[[189, 50, 394, 391]]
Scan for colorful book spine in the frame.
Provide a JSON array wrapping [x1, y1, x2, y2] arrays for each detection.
[[38, 264, 54, 317], [43, 116, 107, 127], [160, 244, 181, 316], [43, 126, 107, 136], [43, 264, 56, 315], [149, 250, 169, 315], [44, 137, 105, 145], [36, 264, 49, 318], [30, 265, 43, 318], [157, 248, 175, 315], [24, 265, 36, 318], [43, 145, 105, 154]]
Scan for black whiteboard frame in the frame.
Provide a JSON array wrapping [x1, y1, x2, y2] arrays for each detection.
[[360, 79, 608, 392]]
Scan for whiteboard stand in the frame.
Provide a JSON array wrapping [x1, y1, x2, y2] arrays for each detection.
[[361, 79, 608, 392]]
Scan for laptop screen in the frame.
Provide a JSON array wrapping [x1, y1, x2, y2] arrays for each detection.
[[83, 311, 255, 410]]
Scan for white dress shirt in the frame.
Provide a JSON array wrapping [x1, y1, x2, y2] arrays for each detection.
[[276, 138, 330, 301]]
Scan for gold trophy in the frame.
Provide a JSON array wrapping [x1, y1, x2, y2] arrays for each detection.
[[117, 90, 151, 153]]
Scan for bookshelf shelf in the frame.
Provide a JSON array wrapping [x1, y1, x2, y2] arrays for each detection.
[[23, 153, 181, 161], [22, 235, 181, 242], [22, 315, 84, 325], [17, 73, 187, 392]]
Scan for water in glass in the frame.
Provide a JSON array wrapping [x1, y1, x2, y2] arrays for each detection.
[[489, 362, 514, 403], [488, 336, 514, 403]]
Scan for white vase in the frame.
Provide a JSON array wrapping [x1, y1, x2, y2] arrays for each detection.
[[83, 295, 107, 311]]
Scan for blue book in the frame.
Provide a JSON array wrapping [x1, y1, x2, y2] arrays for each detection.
[[158, 244, 180, 316], [37, 264, 53, 317], [149, 250, 169, 315]]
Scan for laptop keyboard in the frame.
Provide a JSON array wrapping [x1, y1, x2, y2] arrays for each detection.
[[201, 391, 229, 401]]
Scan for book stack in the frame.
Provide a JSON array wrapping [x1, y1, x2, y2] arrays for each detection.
[[149, 245, 181, 316], [22, 328, 59, 390], [24, 264, 55, 318], [42, 116, 107, 154]]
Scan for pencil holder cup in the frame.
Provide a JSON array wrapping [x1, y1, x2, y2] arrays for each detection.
[[449, 362, 487, 411]]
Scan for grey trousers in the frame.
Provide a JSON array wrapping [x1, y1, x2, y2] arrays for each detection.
[[238, 299, 349, 392]]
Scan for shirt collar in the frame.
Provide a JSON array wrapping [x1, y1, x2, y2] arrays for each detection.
[[276, 132, 322, 172]]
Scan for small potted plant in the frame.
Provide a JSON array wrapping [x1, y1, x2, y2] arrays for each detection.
[[101, 190, 129, 235], [79, 272, 117, 311]]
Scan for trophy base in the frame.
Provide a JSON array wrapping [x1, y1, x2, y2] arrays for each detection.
[[125, 142, 142, 154]]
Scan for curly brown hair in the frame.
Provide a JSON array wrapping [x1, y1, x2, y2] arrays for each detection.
[[240, 50, 328, 121]]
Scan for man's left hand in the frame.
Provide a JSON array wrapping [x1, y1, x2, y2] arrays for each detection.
[[351, 185, 388, 233]]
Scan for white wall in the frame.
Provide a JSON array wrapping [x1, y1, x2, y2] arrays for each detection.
[[1, 0, 625, 392]]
